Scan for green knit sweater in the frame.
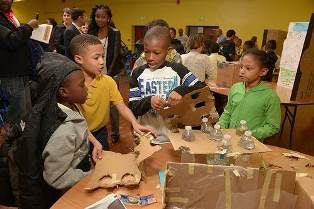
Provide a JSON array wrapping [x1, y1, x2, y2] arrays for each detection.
[[219, 82, 281, 141]]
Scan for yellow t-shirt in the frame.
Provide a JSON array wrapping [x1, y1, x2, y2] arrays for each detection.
[[79, 74, 123, 132]]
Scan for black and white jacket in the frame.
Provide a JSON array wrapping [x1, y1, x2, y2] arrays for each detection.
[[129, 61, 205, 117]]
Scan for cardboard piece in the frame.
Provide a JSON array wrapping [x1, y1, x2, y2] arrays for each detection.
[[216, 62, 240, 88], [85, 152, 141, 190], [134, 134, 162, 164], [168, 129, 271, 154], [295, 176, 314, 209], [159, 86, 216, 127], [163, 163, 297, 209], [85, 134, 162, 190], [268, 153, 314, 178]]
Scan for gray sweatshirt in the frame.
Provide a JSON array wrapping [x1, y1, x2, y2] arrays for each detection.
[[42, 103, 90, 190]]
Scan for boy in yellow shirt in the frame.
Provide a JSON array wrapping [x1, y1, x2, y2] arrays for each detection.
[[70, 34, 151, 150]]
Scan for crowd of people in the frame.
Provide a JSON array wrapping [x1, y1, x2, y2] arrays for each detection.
[[0, 1, 281, 208]]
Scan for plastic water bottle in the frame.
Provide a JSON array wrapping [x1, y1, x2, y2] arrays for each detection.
[[182, 126, 194, 142], [236, 120, 248, 136], [239, 130, 255, 150], [201, 117, 213, 134], [211, 124, 223, 141], [217, 134, 232, 153]]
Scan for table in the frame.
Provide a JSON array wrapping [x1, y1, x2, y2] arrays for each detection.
[[206, 80, 314, 149], [51, 145, 180, 209], [51, 144, 314, 209]]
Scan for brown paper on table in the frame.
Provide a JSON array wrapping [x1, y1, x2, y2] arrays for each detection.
[[168, 129, 271, 154], [134, 134, 161, 164], [269, 153, 314, 178], [85, 151, 141, 190], [163, 162, 296, 209]]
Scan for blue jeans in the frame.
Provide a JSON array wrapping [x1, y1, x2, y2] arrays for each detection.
[[0, 76, 31, 125]]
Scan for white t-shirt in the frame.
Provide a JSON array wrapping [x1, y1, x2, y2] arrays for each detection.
[[181, 51, 213, 82], [208, 53, 226, 80]]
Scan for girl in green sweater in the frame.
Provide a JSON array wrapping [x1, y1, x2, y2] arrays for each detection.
[[219, 48, 281, 141]]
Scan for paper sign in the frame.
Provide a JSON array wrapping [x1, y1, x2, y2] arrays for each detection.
[[278, 22, 309, 89], [31, 24, 52, 44]]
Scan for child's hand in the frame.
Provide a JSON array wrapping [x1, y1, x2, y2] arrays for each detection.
[[167, 91, 182, 107], [151, 96, 166, 111], [91, 138, 103, 162], [88, 134, 103, 161], [132, 122, 155, 136]]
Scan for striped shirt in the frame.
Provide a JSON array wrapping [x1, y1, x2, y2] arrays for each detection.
[[129, 61, 202, 117]]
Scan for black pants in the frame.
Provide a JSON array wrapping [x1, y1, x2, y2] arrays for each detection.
[[110, 75, 120, 138], [91, 126, 109, 151]]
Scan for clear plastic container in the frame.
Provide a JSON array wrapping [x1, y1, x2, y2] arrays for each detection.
[[201, 117, 213, 134], [210, 124, 223, 141], [217, 134, 232, 153], [182, 126, 194, 142], [236, 120, 248, 136], [239, 130, 255, 150], [209, 107, 219, 123], [207, 153, 229, 165]]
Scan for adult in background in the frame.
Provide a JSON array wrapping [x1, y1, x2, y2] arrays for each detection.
[[242, 40, 256, 56], [53, 8, 72, 55], [263, 40, 279, 82], [216, 28, 226, 44], [219, 29, 236, 61], [169, 27, 185, 54], [251, 35, 258, 48], [64, 7, 86, 58], [208, 43, 226, 80], [234, 37, 242, 60], [181, 33, 213, 82], [176, 28, 188, 49], [46, 17, 58, 52], [0, 0, 38, 205], [88, 4, 123, 143], [0, 0, 38, 129]]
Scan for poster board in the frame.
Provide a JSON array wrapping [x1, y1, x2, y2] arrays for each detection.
[[291, 13, 314, 102], [277, 22, 309, 92]]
